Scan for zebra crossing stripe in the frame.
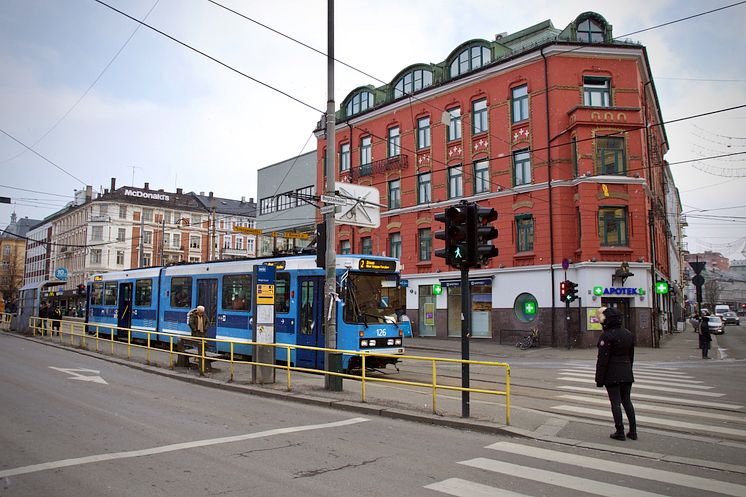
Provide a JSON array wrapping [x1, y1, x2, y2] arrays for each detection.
[[424, 478, 529, 497], [552, 405, 746, 438], [560, 371, 711, 388], [557, 376, 723, 396], [485, 442, 746, 497], [558, 385, 743, 409], [460, 458, 670, 497], [559, 369, 702, 384], [567, 365, 691, 376], [556, 394, 746, 423]]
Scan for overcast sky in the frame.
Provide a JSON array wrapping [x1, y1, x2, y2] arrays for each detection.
[[1, 0, 745, 258]]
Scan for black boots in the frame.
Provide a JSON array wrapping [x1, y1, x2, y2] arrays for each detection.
[[610, 426, 626, 441], [627, 431, 638, 440]]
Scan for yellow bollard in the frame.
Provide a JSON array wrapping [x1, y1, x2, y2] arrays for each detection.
[[169, 336, 174, 369], [432, 359, 437, 414], [361, 354, 366, 403], [229, 342, 234, 383], [505, 365, 511, 426], [147, 332, 151, 365], [286, 345, 291, 391]]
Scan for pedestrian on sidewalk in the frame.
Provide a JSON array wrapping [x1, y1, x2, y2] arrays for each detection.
[[699, 310, 712, 359], [595, 306, 637, 441]]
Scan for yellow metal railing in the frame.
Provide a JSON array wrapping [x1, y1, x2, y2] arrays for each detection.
[[26, 316, 511, 424]]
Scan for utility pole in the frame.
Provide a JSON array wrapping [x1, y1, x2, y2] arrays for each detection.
[[323, 0, 341, 391], [139, 211, 145, 267]]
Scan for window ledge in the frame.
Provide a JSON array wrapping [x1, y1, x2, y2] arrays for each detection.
[[416, 261, 432, 267], [514, 251, 535, 259], [599, 246, 633, 253]]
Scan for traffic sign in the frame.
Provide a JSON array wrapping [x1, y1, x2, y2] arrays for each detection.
[[689, 261, 706, 274], [320, 205, 337, 215], [692, 274, 705, 287]]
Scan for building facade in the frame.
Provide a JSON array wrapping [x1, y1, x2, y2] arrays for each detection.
[[256, 150, 317, 257], [1, 213, 39, 308], [23, 179, 256, 300], [315, 12, 679, 347]]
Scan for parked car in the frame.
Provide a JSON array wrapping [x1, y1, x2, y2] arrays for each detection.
[[722, 311, 740, 326], [707, 316, 724, 334]]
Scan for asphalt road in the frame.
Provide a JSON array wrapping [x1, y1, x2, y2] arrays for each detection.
[[2, 333, 746, 497]]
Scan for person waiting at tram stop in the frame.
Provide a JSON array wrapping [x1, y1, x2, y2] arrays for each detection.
[[188, 305, 210, 371], [51, 305, 62, 336], [595, 306, 637, 441], [699, 310, 712, 359]]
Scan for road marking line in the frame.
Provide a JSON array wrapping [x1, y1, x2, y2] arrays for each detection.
[[556, 394, 746, 423], [567, 365, 691, 376], [558, 376, 723, 396], [559, 369, 701, 383], [486, 442, 746, 497], [558, 385, 743, 409], [424, 478, 530, 497], [460, 458, 670, 497], [0, 417, 369, 479], [552, 405, 746, 438]]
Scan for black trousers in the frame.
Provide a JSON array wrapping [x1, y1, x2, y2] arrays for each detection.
[[606, 382, 636, 432]]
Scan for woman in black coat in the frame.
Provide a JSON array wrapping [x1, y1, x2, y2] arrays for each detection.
[[595, 306, 637, 441], [699, 310, 712, 359]]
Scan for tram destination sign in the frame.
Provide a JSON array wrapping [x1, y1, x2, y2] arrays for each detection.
[[358, 259, 397, 272]]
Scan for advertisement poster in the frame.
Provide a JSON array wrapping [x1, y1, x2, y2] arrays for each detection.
[[587, 308, 602, 331]]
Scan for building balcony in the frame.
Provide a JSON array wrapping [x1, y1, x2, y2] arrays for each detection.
[[567, 106, 642, 130], [351, 154, 408, 180]]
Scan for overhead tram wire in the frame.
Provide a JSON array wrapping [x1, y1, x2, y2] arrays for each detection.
[[0, 128, 87, 186], [0, 0, 162, 166]]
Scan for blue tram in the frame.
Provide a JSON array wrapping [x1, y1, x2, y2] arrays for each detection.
[[86, 255, 406, 371]]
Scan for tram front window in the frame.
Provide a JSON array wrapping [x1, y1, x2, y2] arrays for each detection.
[[344, 273, 401, 325]]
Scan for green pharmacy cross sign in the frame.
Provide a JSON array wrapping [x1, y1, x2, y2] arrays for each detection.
[[433, 283, 443, 296], [523, 301, 537, 315], [594, 286, 604, 296], [656, 281, 669, 295]]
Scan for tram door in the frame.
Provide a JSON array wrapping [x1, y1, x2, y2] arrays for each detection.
[[197, 278, 218, 349], [296, 277, 324, 369], [118, 282, 133, 339]]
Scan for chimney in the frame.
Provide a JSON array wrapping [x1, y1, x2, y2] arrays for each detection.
[[199, 191, 205, 196], [111, 178, 116, 191], [144, 182, 149, 190], [249, 197, 254, 203], [104, 188, 109, 194], [208, 191, 213, 198], [241, 196, 245, 203], [85, 185, 93, 202], [176, 188, 183, 194]]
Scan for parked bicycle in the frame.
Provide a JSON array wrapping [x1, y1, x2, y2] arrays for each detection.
[[516, 328, 540, 350]]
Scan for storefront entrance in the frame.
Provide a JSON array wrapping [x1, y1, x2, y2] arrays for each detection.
[[601, 297, 631, 331], [445, 278, 493, 338], [418, 285, 436, 337]]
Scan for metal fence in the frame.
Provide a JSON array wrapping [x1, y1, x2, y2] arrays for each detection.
[[13, 315, 510, 424]]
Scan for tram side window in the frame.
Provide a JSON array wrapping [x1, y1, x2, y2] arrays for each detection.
[[103, 282, 117, 306], [135, 279, 152, 306], [91, 282, 103, 305], [170, 277, 192, 308], [275, 272, 290, 314], [222, 274, 251, 311]]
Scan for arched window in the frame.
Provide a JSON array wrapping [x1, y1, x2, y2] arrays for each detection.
[[576, 17, 605, 42], [393, 68, 433, 98], [449, 46, 491, 78], [346, 91, 374, 116]]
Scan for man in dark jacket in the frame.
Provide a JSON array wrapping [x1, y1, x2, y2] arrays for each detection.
[[595, 306, 637, 441]]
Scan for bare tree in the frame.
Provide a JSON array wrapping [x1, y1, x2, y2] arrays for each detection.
[[0, 244, 24, 309], [704, 277, 723, 310]]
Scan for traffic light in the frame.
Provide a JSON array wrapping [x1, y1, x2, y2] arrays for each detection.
[[77, 284, 86, 296], [566, 280, 578, 303], [315, 221, 327, 268], [471, 205, 498, 267], [559, 280, 568, 303], [435, 202, 470, 268]]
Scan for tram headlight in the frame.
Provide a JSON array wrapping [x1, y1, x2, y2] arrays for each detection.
[[360, 339, 368, 347], [394, 338, 402, 346], [387, 339, 394, 346], [369, 339, 376, 347]]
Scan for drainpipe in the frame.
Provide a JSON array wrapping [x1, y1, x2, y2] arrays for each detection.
[[643, 80, 659, 348], [541, 47, 557, 346]]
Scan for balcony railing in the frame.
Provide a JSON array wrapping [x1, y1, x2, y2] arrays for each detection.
[[351, 154, 408, 180]]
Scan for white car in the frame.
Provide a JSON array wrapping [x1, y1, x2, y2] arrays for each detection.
[[707, 316, 724, 335]]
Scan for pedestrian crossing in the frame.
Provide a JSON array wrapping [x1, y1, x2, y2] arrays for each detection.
[[425, 439, 746, 496], [551, 365, 746, 439]]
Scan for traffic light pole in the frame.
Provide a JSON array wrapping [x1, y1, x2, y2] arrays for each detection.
[[460, 266, 471, 418]]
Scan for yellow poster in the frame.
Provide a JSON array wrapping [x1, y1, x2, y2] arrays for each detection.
[[256, 284, 275, 305], [587, 308, 602, 331]]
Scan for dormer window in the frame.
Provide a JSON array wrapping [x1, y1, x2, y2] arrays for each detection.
[[346, 91, 374, 116], [577, 18, 604, 42], [450, 45, 491, 78], [394, 69, 433, 98]]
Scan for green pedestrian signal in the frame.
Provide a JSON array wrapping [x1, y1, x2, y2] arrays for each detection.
[[655, 281, 669, 294], [433, 283, 442, 296]]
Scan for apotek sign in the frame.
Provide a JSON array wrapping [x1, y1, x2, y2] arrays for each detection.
[[593, 286, 646, 296]]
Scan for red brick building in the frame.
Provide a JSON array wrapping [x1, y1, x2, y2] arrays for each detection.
[[316, 12, 675, 347]]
